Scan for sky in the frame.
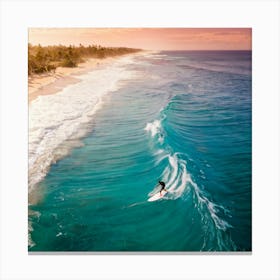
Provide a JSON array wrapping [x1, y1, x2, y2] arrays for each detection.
[[29, 28, 251, 50]]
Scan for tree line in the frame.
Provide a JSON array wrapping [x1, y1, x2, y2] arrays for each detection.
[[28, 44, 141, 75]]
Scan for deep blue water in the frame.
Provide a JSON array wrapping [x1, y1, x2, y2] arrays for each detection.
[[29, 50, 251, 251]]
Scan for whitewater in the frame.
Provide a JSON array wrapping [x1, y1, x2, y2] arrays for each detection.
[[29, 55, 140, 195]]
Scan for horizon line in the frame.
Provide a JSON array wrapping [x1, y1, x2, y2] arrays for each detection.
[[28, 44, 251, 52]]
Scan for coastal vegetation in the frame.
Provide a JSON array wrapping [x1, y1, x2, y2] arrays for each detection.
[[28, 44, 141, 75]]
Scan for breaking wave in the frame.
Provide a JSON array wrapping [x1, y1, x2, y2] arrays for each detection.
[[144, 112, 236, 250], [29, 55, 139, 197]]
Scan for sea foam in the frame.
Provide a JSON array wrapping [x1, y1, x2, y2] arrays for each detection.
[[29, 55, 138, 195], [144, 120, 161, 137], [144, 116, 232, 232]]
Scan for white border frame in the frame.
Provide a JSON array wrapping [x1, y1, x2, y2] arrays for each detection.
[[1, 0, 279, 279]]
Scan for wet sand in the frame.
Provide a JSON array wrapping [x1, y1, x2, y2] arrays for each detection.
[[28, 57, 115, 104]]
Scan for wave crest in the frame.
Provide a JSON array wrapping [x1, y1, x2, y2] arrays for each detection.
[[144, 117, 233, 233]]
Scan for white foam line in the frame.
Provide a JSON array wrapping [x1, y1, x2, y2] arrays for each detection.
[[166, 154, 178, 187], [190, 177, 232, 231], [29, 56, 139, 195]]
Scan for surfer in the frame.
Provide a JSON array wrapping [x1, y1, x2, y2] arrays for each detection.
[[158, 181, 167, 196], [148, 181, 168, 202]]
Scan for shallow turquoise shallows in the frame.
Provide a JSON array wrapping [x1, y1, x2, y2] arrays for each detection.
[[29, 51, 251, 251]]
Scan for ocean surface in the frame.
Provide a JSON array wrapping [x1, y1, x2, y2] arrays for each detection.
[[29, 50, 252, 252]]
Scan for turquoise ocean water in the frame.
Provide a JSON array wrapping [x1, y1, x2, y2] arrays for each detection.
[[29, 51, 251, 251]]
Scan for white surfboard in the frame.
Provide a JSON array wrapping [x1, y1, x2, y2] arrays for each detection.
[[148, 190, 167, 202]]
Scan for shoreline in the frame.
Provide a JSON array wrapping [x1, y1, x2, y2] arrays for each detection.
[[28, 51, 145, 204], [28, 57, 114, 104], [28, 53, 142, 104]]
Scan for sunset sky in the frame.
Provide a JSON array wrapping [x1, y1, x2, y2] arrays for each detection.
[[29, 28, 251, 50]]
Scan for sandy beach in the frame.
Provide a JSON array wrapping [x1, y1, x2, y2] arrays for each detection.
[[28, 56, 116, 104]]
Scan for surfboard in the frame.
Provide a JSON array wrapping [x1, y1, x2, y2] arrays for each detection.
[[148, 190, 167, 202]]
